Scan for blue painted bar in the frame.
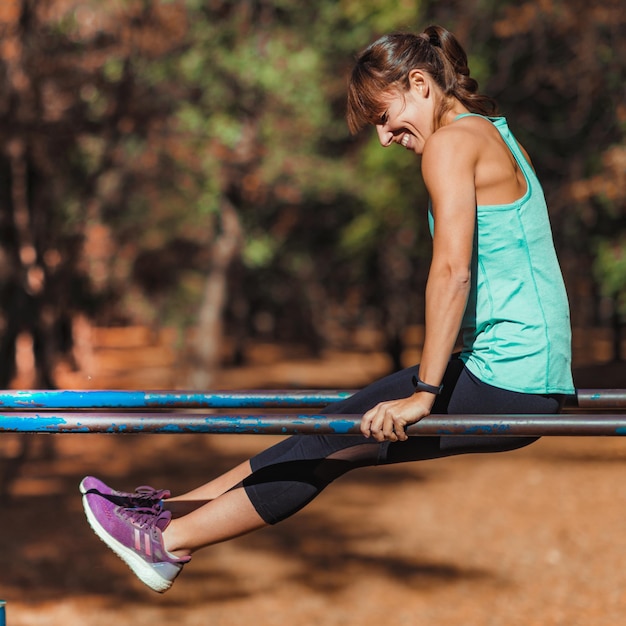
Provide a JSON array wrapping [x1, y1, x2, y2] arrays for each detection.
[[1, 412, 626, 436], [0, 388, 622, 409], [0, 389, 354, 409], [0, 600, 5, 626]]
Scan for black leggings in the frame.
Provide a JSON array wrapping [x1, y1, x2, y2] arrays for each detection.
[[244, 355, 563, 524]]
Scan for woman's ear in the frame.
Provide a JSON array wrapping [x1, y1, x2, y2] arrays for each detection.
[[408, 69, 429, 97]]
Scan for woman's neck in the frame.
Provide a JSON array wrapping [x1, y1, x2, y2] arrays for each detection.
[[440, 102, 470, 127]]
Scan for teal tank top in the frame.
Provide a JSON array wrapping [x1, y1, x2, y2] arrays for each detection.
[[429, 115, 575, 394]]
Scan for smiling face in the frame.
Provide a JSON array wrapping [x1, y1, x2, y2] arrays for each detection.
[[375, 70, 437, 155]]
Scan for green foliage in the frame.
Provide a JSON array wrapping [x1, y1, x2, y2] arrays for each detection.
[[242, 234, 279, 269], [594, 238, 626, 314]]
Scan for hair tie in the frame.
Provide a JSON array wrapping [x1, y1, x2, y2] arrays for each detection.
[[428, 32, 441, 48]]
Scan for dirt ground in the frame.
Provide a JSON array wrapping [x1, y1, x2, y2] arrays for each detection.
[[2, 345, 626, 626]]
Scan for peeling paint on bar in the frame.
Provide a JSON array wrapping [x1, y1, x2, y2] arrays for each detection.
[[2, 412, 626, 436]]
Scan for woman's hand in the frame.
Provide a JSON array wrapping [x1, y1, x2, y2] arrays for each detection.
[[360, 393, 435, 442]]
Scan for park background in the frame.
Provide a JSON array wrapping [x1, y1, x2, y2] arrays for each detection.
[[0, 0, 625, 624]]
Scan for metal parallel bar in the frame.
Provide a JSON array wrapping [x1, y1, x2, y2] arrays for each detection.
[[2, 412, 626, 436], [0, 389, 354, 409], [0, 388, 624, 409], [572, 389, 626, 409]]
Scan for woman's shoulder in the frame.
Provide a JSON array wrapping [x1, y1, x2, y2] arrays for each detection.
[[442, 114, 500, 143], [448, 114, 534, 169], [423, 117, 485, 167]]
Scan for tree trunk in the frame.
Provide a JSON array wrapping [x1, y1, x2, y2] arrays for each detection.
[[612, 294, 623, 362], [186, 198, 243, 389], [380, 233, 414, 372]]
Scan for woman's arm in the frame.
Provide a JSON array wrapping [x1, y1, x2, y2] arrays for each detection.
[[418, 127, 476, 390], [360, 128, 477, 442]]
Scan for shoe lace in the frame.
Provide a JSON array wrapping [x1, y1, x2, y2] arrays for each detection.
[[132, 486, 168, 502], [119, 505, 162, 528]]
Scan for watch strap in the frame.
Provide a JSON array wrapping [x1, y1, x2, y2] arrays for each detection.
[[412, 374, 443, 395]]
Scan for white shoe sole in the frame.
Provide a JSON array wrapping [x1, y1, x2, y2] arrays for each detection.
[[82, 495, 173, 593]]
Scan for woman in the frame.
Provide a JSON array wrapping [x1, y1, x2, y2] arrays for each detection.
[[81, 25, 575, 594]]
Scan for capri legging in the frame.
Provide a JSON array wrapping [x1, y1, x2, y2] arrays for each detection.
[[243, 354, 563, 524]]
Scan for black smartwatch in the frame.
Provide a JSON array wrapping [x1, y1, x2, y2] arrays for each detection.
[[412, 374, 443, 395]]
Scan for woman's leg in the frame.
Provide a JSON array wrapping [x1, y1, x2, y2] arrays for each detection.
[[163, 361, 425, 512], [162, 359, 423, 515], [163, 460, 253, 516], [163, 485, 266, 556], [160, 360, 458, 554]]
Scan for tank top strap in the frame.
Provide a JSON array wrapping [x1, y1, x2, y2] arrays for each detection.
[[454, 114, 534, 180], [453, 113, 485, 121]]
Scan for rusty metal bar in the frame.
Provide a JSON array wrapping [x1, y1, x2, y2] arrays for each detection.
[[571, 389, 626, 409], [1, 411, 626, 436], [0, 388, 624, 409]]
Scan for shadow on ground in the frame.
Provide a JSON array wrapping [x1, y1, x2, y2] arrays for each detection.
[[0, 432, 493, 608]]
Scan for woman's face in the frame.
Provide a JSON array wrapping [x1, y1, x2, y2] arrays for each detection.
[[375, 70, 434, 155]]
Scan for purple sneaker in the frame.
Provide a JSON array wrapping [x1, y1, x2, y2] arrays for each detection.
[[80, 476, 170, 508], [82, 492, 190, 593]]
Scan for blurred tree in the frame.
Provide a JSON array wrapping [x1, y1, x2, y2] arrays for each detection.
[[0, 0, 433, 390], [0, 0, 199, 385], [132, 0, 432, 382]]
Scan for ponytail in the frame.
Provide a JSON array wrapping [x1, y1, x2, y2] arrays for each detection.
[[422, 25, 498, 126]]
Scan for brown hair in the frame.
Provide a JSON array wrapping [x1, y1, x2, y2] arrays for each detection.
[[346, 25, 498, 134]]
